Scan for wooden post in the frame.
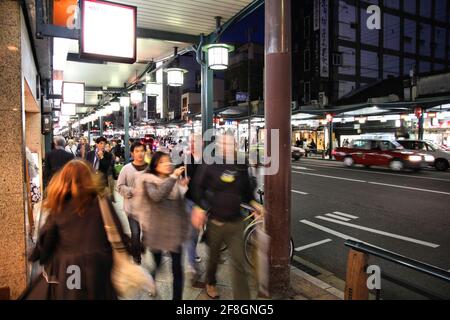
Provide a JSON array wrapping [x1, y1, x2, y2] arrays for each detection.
[[345, 249, 369, 300]]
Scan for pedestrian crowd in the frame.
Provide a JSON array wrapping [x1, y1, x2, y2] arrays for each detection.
[[22, 132, 263, 300]]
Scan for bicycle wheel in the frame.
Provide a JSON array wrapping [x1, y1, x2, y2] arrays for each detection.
[[244, 220, 262, 268]]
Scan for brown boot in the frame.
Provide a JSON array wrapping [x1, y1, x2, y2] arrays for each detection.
[[206, 284, 220, 299]]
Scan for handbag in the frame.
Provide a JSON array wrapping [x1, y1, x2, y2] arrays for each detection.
[[98, 196, 156, 299]]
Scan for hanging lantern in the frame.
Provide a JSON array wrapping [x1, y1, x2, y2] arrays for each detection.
[[120, 96, 130, 107], [61, 103, 76, 116], [110, 102, 121, 112], [165, 68, 187, 87], [202, 43, 234, 70], [130, 90, 143, 104], [146, 82, 160, 96]]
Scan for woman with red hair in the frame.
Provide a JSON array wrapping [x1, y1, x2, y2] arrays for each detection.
[[22, 160, 129, 300]]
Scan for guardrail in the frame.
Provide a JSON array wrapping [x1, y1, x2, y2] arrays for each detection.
[[344, 240, 450, 300]]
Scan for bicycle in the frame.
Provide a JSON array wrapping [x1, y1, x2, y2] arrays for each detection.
[[240, 202, 294, 268]]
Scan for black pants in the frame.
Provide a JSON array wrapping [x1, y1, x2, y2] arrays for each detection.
[[128, 216, 142, 264], [152, 250, 183, 300]]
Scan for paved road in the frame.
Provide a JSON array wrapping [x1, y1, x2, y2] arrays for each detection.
[[290, 158, 450, 299]]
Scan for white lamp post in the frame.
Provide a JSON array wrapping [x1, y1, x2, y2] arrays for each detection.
[[202, 43, 234, 70], [165, 68, 187, 87]]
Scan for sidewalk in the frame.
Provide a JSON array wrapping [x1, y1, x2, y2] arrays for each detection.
[[112, 190, 344, 301]]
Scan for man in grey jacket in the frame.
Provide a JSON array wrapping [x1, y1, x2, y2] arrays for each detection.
[[116, 141, 147, 264]]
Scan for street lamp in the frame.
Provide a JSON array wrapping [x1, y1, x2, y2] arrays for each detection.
[[146, 81, 160, 96], [165, 68, 187, 87], [202, 43, 234, 70], [130, 90, 143, 104], [120, 96, 130, 107]]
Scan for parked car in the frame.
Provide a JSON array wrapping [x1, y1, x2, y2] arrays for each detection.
[[332, 139, 427, 171], [292, 145, 306, 160], [396, 140, 450, 171]]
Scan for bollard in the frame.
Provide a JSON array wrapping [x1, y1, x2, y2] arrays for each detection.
[[344, 249, 369, 300]]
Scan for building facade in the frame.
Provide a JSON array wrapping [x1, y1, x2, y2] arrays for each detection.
[[292, 0, 450, 107]]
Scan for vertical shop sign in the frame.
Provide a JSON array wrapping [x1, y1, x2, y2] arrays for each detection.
[[319, 0, 329, 78]]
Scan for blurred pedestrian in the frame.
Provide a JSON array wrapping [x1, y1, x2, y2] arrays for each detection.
[[86, 136, 113, 189], [183, 134, 203, 284], [43, 136, 74, 186], [191, 133, 264, 300], [117, 142, 147, 264], [22, 160, 129, 299], [65, 139, 77, 157], [134, 152, 189, 300], [76, 136, 90, 159]]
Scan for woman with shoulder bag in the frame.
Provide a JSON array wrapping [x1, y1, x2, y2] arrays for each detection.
[[20, 160, 133, 300]]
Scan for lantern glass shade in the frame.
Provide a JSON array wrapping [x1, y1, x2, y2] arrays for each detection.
[[130, 90, 143, 104], [146, 82, 160, 96], [165, 68, 187, 87], [110, 102, 121, 112], [120, 96, 130, 107], [61, 103, 76, 116], [203, 44, 234, 70]]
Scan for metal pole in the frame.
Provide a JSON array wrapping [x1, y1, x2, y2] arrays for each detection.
[[329, 121, 333, 160], [264, 0, 292, 297], [201, 53, 214, 139], [99, 116, 103, 137], [87, 121, 91, 146], [124, 106, 130, 163], [418, 111, 424, 140], [247, 30, 252, 158]]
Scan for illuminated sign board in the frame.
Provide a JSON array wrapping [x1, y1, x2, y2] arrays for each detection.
[[80, 0, 137, 64], [62, 81, 85, 104]]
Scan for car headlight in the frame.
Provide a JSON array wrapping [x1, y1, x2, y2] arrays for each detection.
[[409, 155, 422, 162], [424, 155, 435, 162]]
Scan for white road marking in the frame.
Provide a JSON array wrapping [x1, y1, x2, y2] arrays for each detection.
[[300, 220, 362, 242], [315, 216, 440, 248], [368, 182, 450, 196], [293, 171, 450, 196], [333, 211, 359, 220], [295, 239, 333, 252], [291, 190, 309, 195], [292, 171, 366, 183], [294, 162, 450, 182], [292, 166, 315, 171], [325, 213, 351, 221]]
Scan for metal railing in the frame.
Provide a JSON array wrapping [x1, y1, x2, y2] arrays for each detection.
[[345, 240, 450, 283]]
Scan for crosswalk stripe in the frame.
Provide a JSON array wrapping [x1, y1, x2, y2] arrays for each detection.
[[332, 211, 359, 220], [291, 190, 309, 195], [295, 239, 332, 252], [315, 216, 440, 248], [325, 213, 351, 221]]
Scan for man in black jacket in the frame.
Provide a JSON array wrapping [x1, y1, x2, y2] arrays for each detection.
[[191, 133, 263, 300], [86, 136, 113, 188], [44, 136, 74, 186]]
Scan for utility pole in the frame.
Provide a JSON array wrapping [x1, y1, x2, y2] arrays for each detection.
[[264, 0, 292, 297]]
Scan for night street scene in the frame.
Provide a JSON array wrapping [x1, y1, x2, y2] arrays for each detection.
[[1, 0, 450, 308]]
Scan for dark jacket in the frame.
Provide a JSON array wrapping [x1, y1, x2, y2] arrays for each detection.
[[192, 162, 256, 222], [44, 148, 74, 185], [76, 144, 90, 159], [23, 196, 129, 300], [86, 150, 113, 186], [185, 154, 200, 201]]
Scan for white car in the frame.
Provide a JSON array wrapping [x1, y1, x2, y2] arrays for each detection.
[[292, 146, 306, 160], [397, 140, 450, 171]]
